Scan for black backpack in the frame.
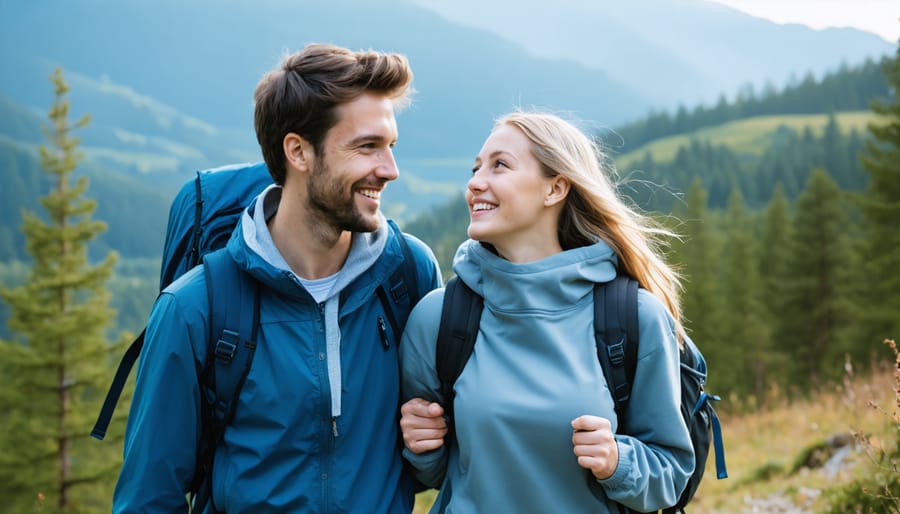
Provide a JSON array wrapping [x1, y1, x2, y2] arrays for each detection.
[[91, 162, 422, 512], [436, 275, 727, 514]]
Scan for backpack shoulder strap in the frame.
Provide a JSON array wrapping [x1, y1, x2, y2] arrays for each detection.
[[190, 248, 261, 511], [594, 275, 639, 425], [435, 276, 483, 422], [375, 219, 422, 338], [91, 329, 146, 440], [202, 249, 261, 430], [388, 218, 421, 305], [432, 276, 483, 514]]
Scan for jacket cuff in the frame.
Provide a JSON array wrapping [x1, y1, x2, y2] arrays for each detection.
[[402, 446, 447, 488], [597, 440, 636, 491]]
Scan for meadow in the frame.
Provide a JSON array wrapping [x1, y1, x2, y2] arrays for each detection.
[[614, 111, 880, 166]]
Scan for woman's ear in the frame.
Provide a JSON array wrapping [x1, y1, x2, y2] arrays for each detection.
[[284, 133, 313, 173], [545, 176, 570, 207]]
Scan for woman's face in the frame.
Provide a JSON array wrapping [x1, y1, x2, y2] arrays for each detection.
[[466, 123, 563, 261]]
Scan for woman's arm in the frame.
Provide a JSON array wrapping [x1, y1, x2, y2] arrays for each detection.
[[399, 289, 451, 488], [594, 289, 695, 511]]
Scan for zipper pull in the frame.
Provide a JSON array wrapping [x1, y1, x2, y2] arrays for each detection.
[[332, 417, 339, 437], [377, 316, 389, 350]]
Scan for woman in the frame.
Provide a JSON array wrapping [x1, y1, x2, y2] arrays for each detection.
[[399, 112, 694, 513]]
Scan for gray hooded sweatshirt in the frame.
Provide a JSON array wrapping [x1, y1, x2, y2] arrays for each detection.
[[400, 239, 694, 513]]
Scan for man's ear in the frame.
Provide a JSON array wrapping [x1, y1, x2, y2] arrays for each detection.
[[545, 176, 570, 207], [284, 133, 313, 173]]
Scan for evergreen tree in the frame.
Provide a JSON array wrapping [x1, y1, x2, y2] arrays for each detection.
[[0, 69, 123, 513], [757, 183, 792, 398], [859, 45, 900, 345], [782, 169, 857, 389], [671, 178, 722, 381], [720, 188, 768, 405], [822, 112, 850, 184]]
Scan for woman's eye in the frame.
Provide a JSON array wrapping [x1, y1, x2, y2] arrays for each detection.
[[495, 160, 507, 169]]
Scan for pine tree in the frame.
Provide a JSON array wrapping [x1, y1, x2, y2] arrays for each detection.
[[720, 188, 769, 405], [782, 169, 857, 389], [859, 45, 900, 344], [0, 69, 123, 513], [671, 178, 723, 383], [756, 183, 793, 400]]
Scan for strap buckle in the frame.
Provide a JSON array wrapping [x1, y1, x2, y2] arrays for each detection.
[[214, 329, 240, 363]]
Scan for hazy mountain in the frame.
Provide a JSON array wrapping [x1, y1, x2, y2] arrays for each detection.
[[0, 0, 893, 243], [3, 0, 891, 166], [0, 0, 644, 165], [412, 0, 895, 109]]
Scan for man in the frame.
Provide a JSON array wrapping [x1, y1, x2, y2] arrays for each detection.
[[113, 43, 442, 513]]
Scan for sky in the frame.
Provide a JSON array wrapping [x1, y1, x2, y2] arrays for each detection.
[[706, 0, 900, 43]]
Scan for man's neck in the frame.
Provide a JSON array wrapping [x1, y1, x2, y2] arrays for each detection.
[[268, 197, 352, 280]]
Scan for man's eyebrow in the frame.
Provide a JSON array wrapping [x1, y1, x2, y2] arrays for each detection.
[[346, 134, 395, 146]]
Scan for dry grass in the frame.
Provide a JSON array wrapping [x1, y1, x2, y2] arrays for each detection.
[[413, 346, 898, 514], [688, 349, 897, 513]]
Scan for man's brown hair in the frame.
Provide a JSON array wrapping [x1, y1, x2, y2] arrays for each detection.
[[253, 43, 413, 185]]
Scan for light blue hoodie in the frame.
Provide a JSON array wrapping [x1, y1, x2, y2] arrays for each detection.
[[400, 239, 694, 513]]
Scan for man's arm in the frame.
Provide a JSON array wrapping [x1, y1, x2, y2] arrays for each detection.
[[113, 291, 205, 513]]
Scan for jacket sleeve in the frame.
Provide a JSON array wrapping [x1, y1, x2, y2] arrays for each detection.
[[594, 290, 695, 511], [399, 289, 449, 488], [113, 289, 206, 513]]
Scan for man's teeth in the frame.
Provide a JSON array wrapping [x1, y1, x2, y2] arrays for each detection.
[[360, 189, 380, 199], [473, 202, 496, 212]]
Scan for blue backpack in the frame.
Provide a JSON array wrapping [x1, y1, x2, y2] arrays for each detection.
[[91, 162, 422, 511], [436, 275, 727, 514]]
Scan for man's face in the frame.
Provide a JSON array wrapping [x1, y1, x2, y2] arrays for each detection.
[[307, 92, 400, 233]]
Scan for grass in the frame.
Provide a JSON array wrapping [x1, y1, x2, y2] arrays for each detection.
[[691, 354, 897, 513], [413, 342, 898, 513], [614, 111, 881, 168]]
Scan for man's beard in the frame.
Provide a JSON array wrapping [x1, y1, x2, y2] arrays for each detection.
[[307, 157, 381, 233]]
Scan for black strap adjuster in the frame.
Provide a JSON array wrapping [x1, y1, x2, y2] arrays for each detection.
[[214, 330, 240, 363], [607, 339, 626, 365]]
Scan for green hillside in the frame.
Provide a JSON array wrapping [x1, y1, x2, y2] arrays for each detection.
[[615, 111, 879, 167]]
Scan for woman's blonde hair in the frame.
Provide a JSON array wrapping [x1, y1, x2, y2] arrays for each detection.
[[498, 111, 684, 340]]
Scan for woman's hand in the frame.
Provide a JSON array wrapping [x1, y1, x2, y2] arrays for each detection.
[[400, 398, 447, 454], [571, 415, 619, 480]]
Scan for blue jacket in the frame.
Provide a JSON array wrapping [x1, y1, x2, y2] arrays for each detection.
[[400, 239, 694, 513], [114, 187, 441, 513]]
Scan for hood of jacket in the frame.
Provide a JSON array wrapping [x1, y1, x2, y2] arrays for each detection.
[[452, 238, 619, 311]]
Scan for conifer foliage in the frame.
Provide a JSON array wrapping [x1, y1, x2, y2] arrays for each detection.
[[0, 69, 122, 513], [859, 45, 900, 345]]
